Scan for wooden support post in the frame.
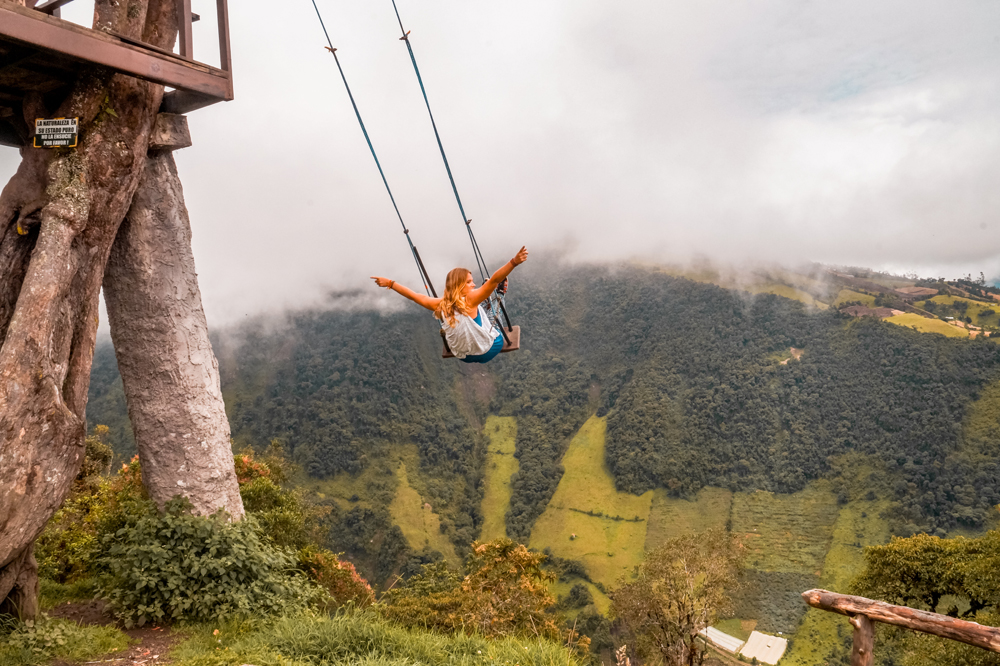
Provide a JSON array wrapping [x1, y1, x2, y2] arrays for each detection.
[[216, 0, 232, 95], [177, 0, 193, 59], [803, 590, 1000, 653], [850, 614, 875, 666]]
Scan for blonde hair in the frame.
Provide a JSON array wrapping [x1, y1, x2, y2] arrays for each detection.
[[437, 268, 472, 328]]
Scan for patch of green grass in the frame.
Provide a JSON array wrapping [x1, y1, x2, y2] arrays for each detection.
[[305, 457, 398, 510], [480, 417, 518, 542], [731, 481, 840, 575], [743, 282, 827, 309], [712, 618, 751, 642], [550, 579, 610, 616], [885, 313, 969, 338], [780, 500, 891, 666], [0, 616, 131, 666], [832, 289, 877, 307], [645, 487, 732, 551], [390, 462, 460, 566], [920, 295, 1000, 328], [170, 612, 582, 666], [529, 417, 652, 588], [38, 577, 97, 610]]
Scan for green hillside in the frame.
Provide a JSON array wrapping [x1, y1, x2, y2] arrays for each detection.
[[84, 263, 1000, 664], [480, 416, 518, 541], [529, 416, 652, 588]]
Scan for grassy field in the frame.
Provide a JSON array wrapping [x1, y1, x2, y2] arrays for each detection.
[[731, 481, 840, 574], [917, 295, 1000, 328], [389, 462, 460, 565], [743, 282, 828, 309], [713, 618, 753, 642], [885, 312, 969, 338], [645, 486, 732, 551], [780, 500, 891, 666], [479, 416, 518, 542], [529, 416, 653, 588], [832, 289, 877, 307], [550, 579, 611, 616]]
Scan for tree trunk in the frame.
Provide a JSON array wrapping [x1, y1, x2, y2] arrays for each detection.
[[0, 0, 180, 617], [103, 146, 244, 520]]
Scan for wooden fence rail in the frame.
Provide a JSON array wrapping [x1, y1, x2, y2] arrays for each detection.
[[802, 589, 1000, 666]]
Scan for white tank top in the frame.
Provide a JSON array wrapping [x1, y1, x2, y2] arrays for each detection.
[[440, 305, 498, 359]]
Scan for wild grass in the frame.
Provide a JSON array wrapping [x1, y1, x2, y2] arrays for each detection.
[[38, 577, 97, 609], [0, 616, 131, 666], [170, 612, 582, 666], [529, 417, 652, 588], [919, 295, 1000, 328], [742, 282, 828, 309], [389, 462, 460, 566], [479, 417, 519, 542], [731, 481, 840, 575], [644, 487, 732, 551], [884, 313, 969, 338]]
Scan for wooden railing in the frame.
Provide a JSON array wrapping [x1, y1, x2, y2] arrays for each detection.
[[803, 589, 1000, 666]]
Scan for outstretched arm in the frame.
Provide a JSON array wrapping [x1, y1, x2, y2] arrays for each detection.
[[467, 246, 529, 307], [371, 276, 441, 312]]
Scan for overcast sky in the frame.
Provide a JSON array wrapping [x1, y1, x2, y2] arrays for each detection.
[[2, 0, 999, 325]]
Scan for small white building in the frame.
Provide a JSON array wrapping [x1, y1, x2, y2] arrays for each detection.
[[739, 631, 788, 665], [698, 627, 745, 654]]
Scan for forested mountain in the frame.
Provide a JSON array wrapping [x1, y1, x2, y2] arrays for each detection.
[[88, 262, 1000, 569]]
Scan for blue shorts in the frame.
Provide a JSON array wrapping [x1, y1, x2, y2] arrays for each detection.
[[461, 333, 504, 364]]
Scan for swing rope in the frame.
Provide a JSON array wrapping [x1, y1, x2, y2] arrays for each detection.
[[309, 0, 437, 298], [390, 0, 514, 336]]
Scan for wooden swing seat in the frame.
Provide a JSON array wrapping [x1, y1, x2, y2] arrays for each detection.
[[441, 325, 520, 359]]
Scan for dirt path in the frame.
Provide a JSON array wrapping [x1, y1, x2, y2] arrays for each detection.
[[48, 600, 184, 666]]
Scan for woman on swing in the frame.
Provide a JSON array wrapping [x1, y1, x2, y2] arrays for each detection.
[[372, 246, 528, 363]]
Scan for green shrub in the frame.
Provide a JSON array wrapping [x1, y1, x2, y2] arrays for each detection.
[[296, 546, 374, 609], [0, 616, 130, 666], [99, 498, 323, 627]]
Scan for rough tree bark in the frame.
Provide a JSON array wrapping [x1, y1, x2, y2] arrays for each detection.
[[103, 136, 244, 520], [0, 0, 180, 617]]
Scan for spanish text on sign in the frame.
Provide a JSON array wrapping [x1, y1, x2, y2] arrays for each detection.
[[34, 118, 79, 149]]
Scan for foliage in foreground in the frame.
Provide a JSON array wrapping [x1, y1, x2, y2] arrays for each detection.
[[34, 439, 373, 626], [381, 539, 578, 646], [0, 615, 130, 666], [170, 611, 584, 666], [611, 530, 744, 666], [852, 530, 1000, 666], [100, 498, 324, 627]]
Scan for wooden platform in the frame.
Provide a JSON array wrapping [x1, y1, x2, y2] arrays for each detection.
[[442, 325, 520, 359], [0, 0, 232, 147]]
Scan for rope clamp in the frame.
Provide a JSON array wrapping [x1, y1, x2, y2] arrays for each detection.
[[465, 218, 472, 226], [399, 30, 411, 41], [403, 228, 409, 234]]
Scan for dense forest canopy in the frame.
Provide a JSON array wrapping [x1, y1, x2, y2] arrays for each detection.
[[88, 263, 1000, 552]]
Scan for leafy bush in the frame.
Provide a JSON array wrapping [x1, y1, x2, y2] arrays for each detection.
[[382, 539, 564, 641], [35, 444, 152, 583], [296, 546, 375, 609], [0, 616, 129, 666], [99, 498, 322, 627]]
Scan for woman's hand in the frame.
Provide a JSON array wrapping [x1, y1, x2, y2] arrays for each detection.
[[511, 246, 528, 266], [371, 276, 394, 289]]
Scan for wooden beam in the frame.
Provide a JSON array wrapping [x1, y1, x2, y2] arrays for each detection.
[[216, 0, 232, 94], [177, 0, 193, 60], [803, 590, 1000, 653], [0, 4, 232, 99], [33, 0, 75, 15]]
